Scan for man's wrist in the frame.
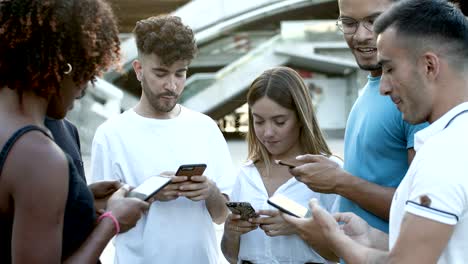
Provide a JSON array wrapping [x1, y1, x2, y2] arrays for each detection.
[[206, 180, 221, 201], [335, 170, 355, 196]]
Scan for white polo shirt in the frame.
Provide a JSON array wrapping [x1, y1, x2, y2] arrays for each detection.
[[389, 102, 468, 263], [231, 158, 341, 264]]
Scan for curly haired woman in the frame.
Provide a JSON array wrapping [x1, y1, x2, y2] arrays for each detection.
[[0, 0, 149, 263]]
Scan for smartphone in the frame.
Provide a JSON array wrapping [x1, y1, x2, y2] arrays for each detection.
[[226, 202, 259, 220], [127, 176, 172, 201], [267, 194, 310, 218], [275, 159, 305, 169], [175, 163, 207, 180]]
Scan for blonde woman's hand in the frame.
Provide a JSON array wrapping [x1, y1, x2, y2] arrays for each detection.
[[224, 213, 259, 235]]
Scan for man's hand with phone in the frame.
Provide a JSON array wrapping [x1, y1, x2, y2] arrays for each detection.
[[289, 154, 343, 194], [178, 175, 216, 201], [149, 164, 209, 202], [148, 171, 188, 202], [174, 163, 214, 201]]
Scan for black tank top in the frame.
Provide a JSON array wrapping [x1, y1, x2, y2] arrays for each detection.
[[0, 125, 96, 262]]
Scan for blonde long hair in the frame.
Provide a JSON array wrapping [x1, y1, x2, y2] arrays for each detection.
[[246, 66, 331, 169]]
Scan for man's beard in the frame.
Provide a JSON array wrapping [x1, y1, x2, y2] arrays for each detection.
[[142, 80, 179, 113], [357, 62, 382, 72]]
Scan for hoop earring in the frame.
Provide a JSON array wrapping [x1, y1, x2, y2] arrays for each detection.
[[64, 63, 73, 75]]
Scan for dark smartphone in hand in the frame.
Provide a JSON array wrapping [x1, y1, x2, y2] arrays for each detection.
[[175, 163, 207, 180], [275, 159, 305, 169], [226, 202, 259, 220]]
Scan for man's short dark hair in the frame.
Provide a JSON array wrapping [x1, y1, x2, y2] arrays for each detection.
[[133, 15, 197, 66], [374, 0, 468, 67]]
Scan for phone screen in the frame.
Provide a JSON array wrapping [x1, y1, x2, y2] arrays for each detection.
[[267, 194, 309, 218], [127, 176, 172, 201]]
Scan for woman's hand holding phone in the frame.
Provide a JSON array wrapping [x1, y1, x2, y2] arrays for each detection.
[[225, 212, 259, 236], [106, 185, 150, 233], [250, 209, 297, 237], [88, 180, 122, 215]]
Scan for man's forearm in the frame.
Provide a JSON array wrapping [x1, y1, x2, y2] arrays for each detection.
[[206, 184, 228, 224], [306, 241, 339, 262], [368, 226, 389, 250], [294, 224, 339, 261], [332, 232, 389, 264], [335, 172, 395, 221]]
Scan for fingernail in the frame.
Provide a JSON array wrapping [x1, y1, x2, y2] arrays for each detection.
[[296, 155, 304, 159]]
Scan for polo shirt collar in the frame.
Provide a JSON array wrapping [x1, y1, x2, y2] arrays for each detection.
[[414, 102, 468, 151]]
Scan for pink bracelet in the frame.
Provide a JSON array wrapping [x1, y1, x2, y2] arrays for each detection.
[[98, 211, 120, 235]]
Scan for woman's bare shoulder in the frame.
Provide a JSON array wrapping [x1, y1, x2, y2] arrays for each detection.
[[3, 130, 69, 196]]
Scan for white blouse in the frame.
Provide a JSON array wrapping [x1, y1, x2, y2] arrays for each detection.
[[230, 158, 341, 264]]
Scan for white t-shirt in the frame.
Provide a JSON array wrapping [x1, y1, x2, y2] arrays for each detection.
[[230, 158, 341, 264], [390, 102, 468, 263], [91, 106, 236, 264]]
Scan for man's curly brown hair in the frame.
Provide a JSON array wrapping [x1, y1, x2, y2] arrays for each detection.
[[0, 0, 120, 99], [133, 15, 197, 66]]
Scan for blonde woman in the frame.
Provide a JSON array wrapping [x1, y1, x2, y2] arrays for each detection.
[[221, 67, 341, 264]]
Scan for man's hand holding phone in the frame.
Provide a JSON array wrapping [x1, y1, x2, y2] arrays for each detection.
[[175, 164, 214, 201], [149, 164, 210, 202], [178, 174, 215, 201], [148, 171, 187, 202]]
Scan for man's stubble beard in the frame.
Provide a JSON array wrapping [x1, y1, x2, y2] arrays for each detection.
[[142, 79, 179, 113]]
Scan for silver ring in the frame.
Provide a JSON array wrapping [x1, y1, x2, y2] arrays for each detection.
[[64, 63, 73, 75]]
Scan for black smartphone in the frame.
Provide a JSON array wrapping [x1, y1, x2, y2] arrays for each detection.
[[275, 159, 305, 169], [267, 194, 310, 218], [175, 163, 207, 180], [127, 176, 172, 201], [226, 202, 259, 220]]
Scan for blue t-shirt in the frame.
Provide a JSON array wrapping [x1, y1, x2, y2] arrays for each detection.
[[340, 75, 428, 233]]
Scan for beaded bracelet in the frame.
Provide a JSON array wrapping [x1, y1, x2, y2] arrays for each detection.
[[98, 211, 120, 235]]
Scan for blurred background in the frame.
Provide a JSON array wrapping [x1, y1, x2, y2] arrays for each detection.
[[69, 0, 368, 262]]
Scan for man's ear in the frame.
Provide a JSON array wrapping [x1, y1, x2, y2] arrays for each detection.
[[421, 52, 440, 82], [132, 60, 143, 81]]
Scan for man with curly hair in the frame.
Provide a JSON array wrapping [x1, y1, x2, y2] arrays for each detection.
[[91, 15, 235, 263]]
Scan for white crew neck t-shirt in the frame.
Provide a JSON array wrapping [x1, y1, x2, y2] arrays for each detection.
[[92, 106, 236, 264]]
